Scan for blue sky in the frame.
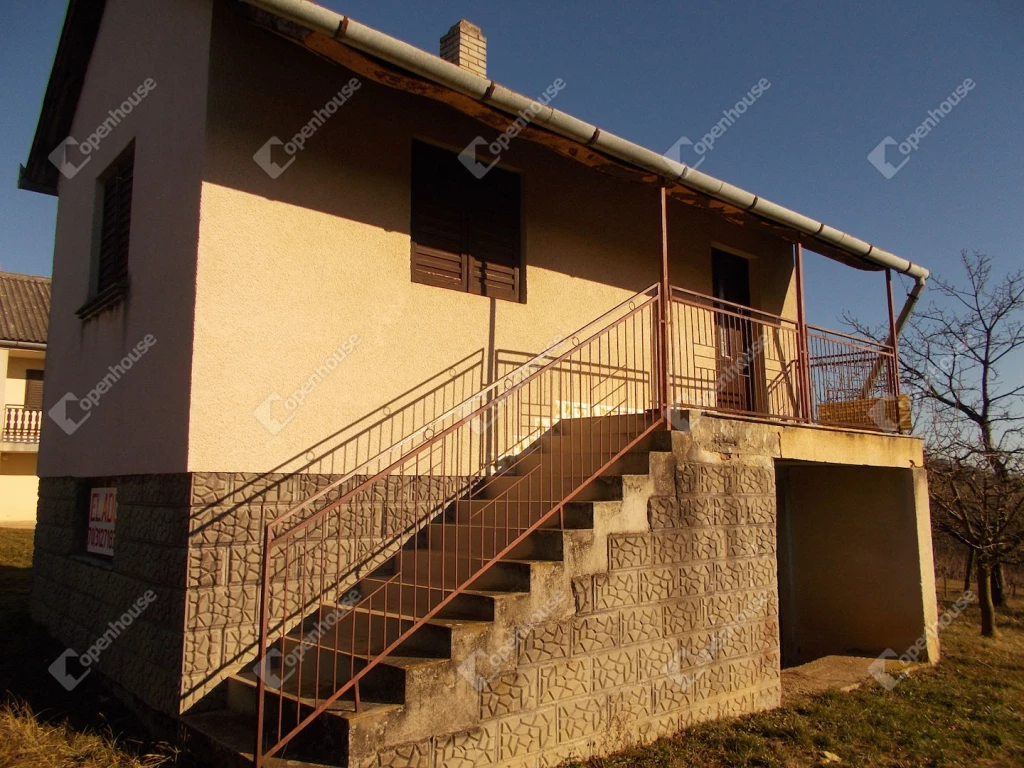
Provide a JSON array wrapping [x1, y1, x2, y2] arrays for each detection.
[[1, 0, 1021, 334]]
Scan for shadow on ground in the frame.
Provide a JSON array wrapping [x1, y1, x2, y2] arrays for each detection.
[[0, 528, 202, 766]]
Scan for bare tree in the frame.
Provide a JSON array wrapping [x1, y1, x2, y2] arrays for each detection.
[[847, 250, 1024, 636]]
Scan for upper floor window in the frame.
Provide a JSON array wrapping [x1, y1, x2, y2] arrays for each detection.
[[78, 145, 134, 319], [97, 146, 134, 294], [410, 141, 522, 302]]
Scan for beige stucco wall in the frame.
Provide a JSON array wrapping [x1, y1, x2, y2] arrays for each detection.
[[777, 464, 939, 665], [4, 350, 45, 406], [38, 0, 212, 479], [0, 453, 39, 525], [2, 349, 44, 525], [187, 5, 798, 474]]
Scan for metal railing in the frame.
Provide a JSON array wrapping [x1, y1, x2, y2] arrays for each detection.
[[668, 287, 900, 430], [668, 287, 805, 421], [807, 325, 901, 430], [254, 285, 664, 765], [2, 405, 43, 443], [252, 280, 901, 764]]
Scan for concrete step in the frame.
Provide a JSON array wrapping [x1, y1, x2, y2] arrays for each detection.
[[445, 499, 596, 529], [417, 522, 564, 560], [552, 412, 661, 437], [454, 474, 623, 504], [355, 576, 529, 622], [508, 448, 655, 478], [299, 603, 489, 660], [228, 647, 446, 712], [374, 552, 535, 592]]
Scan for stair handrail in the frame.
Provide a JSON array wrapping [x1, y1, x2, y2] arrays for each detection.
[[256, 282, 664, 766], [266, 282, 661, 536]]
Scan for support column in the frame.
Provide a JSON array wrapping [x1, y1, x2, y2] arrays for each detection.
[[659, 186, 670, 424], [793, 244, 812, 421], [886, 269, 904, 432]]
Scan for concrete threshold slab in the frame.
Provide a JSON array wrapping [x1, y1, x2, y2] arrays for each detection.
[[780, 654, 926, 705]]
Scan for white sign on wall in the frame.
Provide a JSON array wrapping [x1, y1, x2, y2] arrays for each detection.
[[87, 487, 117, 557]]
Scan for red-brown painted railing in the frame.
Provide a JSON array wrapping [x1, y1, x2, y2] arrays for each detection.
[[254, 285, 664, 765], [806, 324, 901, 430], [2, 405, 42, 443], [667, 287, 900, 430], [253, 282, 901, 764]]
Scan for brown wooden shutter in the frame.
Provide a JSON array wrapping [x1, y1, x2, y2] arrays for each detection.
[[24, 370, 44, 410], [410, 141, 521, 301], [467, 165, 520, 301], [411, 142, 468, 291], [97, 148, 134, 293]]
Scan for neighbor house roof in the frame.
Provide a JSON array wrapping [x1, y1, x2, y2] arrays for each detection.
[[0, 272, 51, 345], [18, 0, 929, 285]]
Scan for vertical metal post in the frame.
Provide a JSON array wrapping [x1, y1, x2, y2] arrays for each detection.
[[885, 268, 904, 431], [793, 243, 812, 421], [659, 186, 670, 424], [254, 527, 272, 768]]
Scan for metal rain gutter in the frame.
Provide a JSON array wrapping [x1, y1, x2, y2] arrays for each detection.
[[239, 0, 930, 324], [0, 340, 47, 351]]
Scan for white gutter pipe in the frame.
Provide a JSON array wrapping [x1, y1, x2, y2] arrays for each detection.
[[239, 0, 930, 328]]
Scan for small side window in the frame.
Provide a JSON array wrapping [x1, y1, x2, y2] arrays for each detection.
[[77, 145, 134, 319]]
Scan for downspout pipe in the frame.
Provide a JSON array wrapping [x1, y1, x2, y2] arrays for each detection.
[[239, 0, 931, 329], [895, 275, 928, 338]]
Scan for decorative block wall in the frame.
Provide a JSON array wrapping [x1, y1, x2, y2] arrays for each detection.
[[183, 471, 469, 710], [32, 471, 465, 714], [32, 474, 191, 714], [372, 454, 782, 768]]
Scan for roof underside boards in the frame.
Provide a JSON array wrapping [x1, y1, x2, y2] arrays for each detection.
[[19, 0, 927, 281], [252, 7, 884, 273]]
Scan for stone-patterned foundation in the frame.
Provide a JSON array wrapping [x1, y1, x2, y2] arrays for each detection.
[[32, 471, 474, 715], [368, 445, 781, 768], [183, 472, 468, 710], [32, 475, 192, 715]]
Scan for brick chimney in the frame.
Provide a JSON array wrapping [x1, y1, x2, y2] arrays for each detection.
[[440, 20, 486, 78]]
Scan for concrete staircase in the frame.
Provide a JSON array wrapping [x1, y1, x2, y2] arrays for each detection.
[[183, 415, 675, 768]]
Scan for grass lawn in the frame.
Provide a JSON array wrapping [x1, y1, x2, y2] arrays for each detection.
[[569, 585, 1024, 768], [2, 527, 1023, 767]]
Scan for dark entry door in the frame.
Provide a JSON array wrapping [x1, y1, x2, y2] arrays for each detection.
[[711, 249, 757, 412]]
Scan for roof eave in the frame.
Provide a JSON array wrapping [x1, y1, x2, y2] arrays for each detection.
[[239, 0, 929, 282], [19, 0, 107, 197]]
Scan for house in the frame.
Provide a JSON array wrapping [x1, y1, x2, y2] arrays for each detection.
[[19, 1, 939, 766], [0, 272, 49, 526]]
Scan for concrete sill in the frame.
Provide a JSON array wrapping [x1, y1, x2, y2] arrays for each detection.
[[76, 281, 127, 321], [70, 552, 114, 570]]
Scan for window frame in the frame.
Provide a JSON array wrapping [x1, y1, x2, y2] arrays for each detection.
[[409, 140, 524, 303], [23, 369, 44, 411], [77, 142, 135, 320]]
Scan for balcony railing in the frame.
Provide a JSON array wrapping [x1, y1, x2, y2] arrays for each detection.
[[3, 405, 43, 443], [668, 286, 902, 432]]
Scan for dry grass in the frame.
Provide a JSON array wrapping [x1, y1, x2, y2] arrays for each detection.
[[0, 528, 188, 768], [0, 700, 173, 768]]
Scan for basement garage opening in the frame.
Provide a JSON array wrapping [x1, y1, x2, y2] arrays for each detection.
[[775, 461, 937, 669]]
